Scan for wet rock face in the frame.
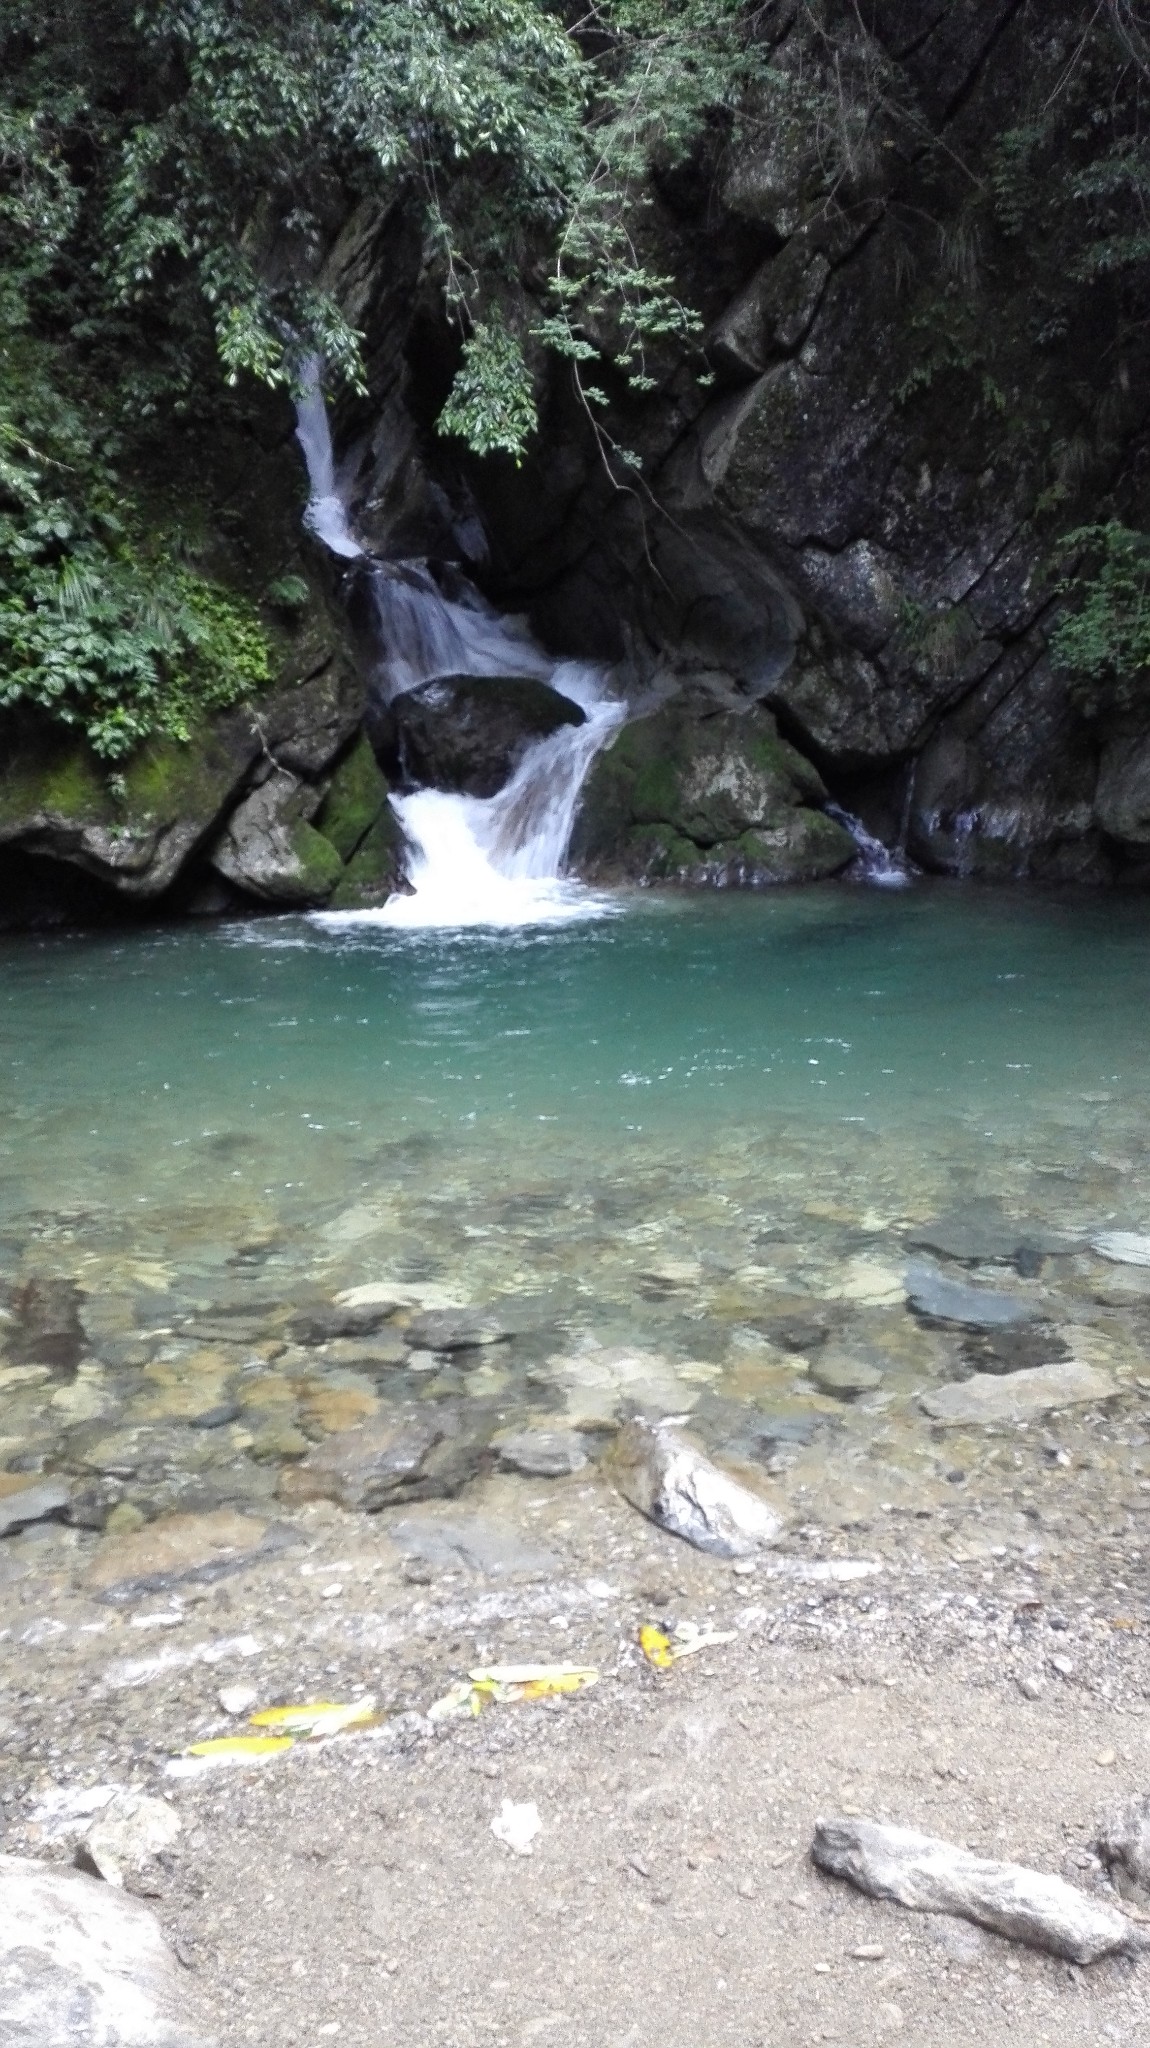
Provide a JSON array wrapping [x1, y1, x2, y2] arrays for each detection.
[[571, 693, 854, 884], [460, 3, 1150, 885], [375, 675, 586, 798]]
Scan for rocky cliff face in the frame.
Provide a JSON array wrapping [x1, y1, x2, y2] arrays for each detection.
[[2, 1, 1148, 925], [461, 0, 1150, 887]]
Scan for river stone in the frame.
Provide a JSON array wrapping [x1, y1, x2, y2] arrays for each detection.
[[86, 1507, 271, 1597], [907, 1205, 1076, 1268], [1092, 1230, 1150, 1267], [959, 1324, 1071, 1378], [0, 1852, 213, 2046], [809, 1353, 884, 1399], [75, 1791, 182, 1889], [378, 674, 586, 798], [390, 1511, 560, 1579], [286, 1300, 403, 1344], [404, 1307, 511, 1352], [1096, 1794, 1150, 1904], [919, 1360, 1115, 1426], [608, 1417, 786, 1558], [811, 1818, 1143, 1965], [905, 1260, 1039, 1328], [278, 1408, 486, 1510], [310, 1332, 408, 1372], [0, 1473, 70, 1535], [689, 1395, 818, 1464], [496, 1429, 589, 1478], [545, 1346, 693, 1427], [6, 1275, 86, 1371]]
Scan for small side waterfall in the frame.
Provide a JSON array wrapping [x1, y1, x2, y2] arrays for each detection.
[[294, 367, 623, 928], [825, 803, 916, 888], [294, 355, 363, 561]]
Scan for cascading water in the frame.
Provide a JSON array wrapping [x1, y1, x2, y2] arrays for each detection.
[[294, 355, 363, 561], [825, 802, 916, 888], [293, 367, 624, 928]]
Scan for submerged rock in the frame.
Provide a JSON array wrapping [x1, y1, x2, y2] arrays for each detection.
[[809, 1352, 884, 1399], [5, 1275, 86, 1371], [608, 1417, 786, 1557], [404, 1306, 511, 1352], [544, 1346, 693, 1428], [85, 1507, 274, 1598], [0, 1852, 212, 2045], [391, 1511, 559, 1578], [0, 1474, 70, 1535], [286, 1300, 403, 1345], [905, 1260, 1039, 1328], [496, 1429, 589, 1478], [279, 1409, 486, 1510], [811, 1817, 1144, 1965], [919, 1360, 1115, 1425], [907, 1205, 1076, 1269]]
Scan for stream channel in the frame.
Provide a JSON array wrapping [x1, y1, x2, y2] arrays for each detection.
[[2, 884, 1149, 1544]]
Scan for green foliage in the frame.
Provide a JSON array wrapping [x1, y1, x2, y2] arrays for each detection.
[[0, 335, 271, 758], [1049, 523, 1150, 717], [437, 317, 538, 459], [266, 573, 310, 613]]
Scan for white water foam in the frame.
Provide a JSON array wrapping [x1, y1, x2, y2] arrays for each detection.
[[826, 803, 915, 888], [294, 354, 363, 560], [318, 671, 626, 932]]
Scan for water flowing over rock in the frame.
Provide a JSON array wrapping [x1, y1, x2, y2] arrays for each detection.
[[378, 675, 587, 798], [811, 1818, 1145, 1965]]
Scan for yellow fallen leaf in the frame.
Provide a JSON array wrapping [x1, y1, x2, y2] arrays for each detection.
[[185, 1735, 294, 1759], [249, 1698, 376, 1735], [639, 1622, 736, 1669], [470, 1663, 599, 1695], [428, 1680, 485, 1722], [429, 1664, 599, 1719], [639, 1624, 675, 1669]]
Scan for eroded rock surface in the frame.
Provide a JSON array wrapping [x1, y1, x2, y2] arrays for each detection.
[[0, 1853, 212, 2046]]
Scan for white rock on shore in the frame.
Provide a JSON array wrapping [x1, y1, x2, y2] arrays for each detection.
[[608, 1417, 786, 1558], [0, 1852, 213, 2045], [811, 1816, 1146, 1965]]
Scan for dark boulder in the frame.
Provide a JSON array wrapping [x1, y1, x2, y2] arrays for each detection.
[[375, 674, 586, 798]]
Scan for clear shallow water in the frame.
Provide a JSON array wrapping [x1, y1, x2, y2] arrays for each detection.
[[2, 883, 1149, 1523]]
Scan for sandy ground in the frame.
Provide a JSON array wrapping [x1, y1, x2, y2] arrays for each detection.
[[1, 1467, 1149, 2047]]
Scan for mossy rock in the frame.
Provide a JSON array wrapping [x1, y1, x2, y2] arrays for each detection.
[[327, 812, 404, 908], [315, 737, 390, 861], [571, 696, 838, 882], [290, 821, 345, 900]]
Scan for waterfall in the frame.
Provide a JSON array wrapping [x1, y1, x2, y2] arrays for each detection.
[[825, 803, 916, 888], [378, 663, 625, 928], [295, 365, 624, 929], [294, 355, 363, 560]]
